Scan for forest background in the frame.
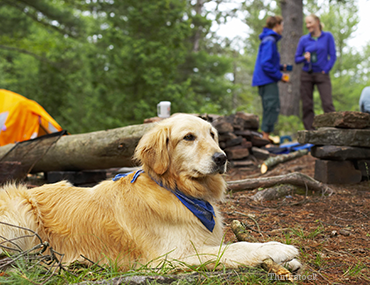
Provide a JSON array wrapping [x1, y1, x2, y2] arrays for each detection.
[[0, 0, 369, 137]]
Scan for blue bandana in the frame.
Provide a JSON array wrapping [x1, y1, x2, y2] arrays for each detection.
[[112, 170, 216, 232]]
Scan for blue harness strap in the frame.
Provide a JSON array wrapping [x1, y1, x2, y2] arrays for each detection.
[[112, 169, 216, 232]]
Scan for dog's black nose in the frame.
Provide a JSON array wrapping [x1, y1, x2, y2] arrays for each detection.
[[212, 152, 227, 167]]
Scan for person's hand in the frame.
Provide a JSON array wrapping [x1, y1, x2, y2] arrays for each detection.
[[322, 70, 326, 74], [283, 64, 287, 71], [281, 73, 289, 82], [304, 52, 311, 62]]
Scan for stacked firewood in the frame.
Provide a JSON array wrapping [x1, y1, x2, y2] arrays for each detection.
[[199, 112, 271, 168]]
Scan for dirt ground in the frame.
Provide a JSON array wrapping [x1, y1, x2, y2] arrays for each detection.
[[222, 154, 370, 284]]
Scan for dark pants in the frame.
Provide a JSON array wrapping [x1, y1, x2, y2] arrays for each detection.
[[300, 71, 335, 130], [258, 82, 280, 133]]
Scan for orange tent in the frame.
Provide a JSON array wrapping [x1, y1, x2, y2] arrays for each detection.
[[0, 89, 63, 146]]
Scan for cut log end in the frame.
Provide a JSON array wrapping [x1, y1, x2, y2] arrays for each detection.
[[260, 163, 268, 174]]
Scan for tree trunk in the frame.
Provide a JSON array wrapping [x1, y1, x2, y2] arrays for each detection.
[[279, 0, 303, 116], [192, 0, 204, 52], [0, 123, 156, 173]]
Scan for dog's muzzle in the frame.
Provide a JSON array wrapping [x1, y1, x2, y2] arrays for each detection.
[[212, 152, 227, 174]]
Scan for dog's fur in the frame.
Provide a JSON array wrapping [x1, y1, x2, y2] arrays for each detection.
[[0, 114, 300, 270]]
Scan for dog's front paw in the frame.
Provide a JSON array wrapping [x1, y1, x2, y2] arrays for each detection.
[[255, 241, 301, 269], [284, 258, 302, 272]]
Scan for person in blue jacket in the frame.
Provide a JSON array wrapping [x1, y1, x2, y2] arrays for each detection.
[[295, 14, 337, 130], [359, 86, 370, 113], [252, 15, 289, 141]]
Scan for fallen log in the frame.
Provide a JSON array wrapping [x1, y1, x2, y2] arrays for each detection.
[[0, 123, 156, 173], [260, 149, 308, 174], [227, 172, 333, 195]]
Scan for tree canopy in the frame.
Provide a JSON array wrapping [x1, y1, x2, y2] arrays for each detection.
[[0, 0, 368, 135]]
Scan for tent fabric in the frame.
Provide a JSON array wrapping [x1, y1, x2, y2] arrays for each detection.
[[0, 89, 62, 146]]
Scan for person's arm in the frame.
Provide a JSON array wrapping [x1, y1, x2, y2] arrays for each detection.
[[323, 33, 337, 74], [260, 41, 283, 81], [295, 37, 306, 64]]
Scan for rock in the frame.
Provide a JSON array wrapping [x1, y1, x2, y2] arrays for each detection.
[[46, 170, 107, 185], [230, 159, 255, 168], [354, 160, 370, 180], [251, 147, 270, 160], [313, 111, 370, 129], [232, 112, 259, 130], [314, 160, 362, 184], [251, 136, 270, 147], [224, 137, 244, 148], [297, 127, 370, 147], [234, 130, 254, 141], [224, 146, 250, 160], [212, 120, 234, 133], [311, 145, 370, 160], [218, 132, 238, 143], [339, 229, 351, 236]]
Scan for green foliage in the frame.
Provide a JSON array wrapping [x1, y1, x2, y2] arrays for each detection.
[[0, 0, 369, 136]]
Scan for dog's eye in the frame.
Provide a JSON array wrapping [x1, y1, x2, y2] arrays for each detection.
[[210, 132, 215, 139], [184, 134, 195, 141]]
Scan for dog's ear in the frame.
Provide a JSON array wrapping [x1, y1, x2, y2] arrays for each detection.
[[134, 125, 170, 175]]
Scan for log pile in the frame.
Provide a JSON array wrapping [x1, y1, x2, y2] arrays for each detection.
[[297, 111, 370, 184], [200, 112, 271, 169]]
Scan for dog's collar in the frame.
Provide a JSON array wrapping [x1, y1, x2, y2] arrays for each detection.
[[112, 170, 216, 232], [112, 169, 144, 182]]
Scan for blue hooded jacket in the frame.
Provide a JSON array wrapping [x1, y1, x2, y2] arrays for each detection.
[[252, 28, 283, 87]]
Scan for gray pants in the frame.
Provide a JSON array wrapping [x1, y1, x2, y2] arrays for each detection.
[[300, 71, 335, 130], [258, 82, 280, 133]]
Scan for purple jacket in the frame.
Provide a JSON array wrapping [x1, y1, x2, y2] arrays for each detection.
[[295, 31, 336, 74]]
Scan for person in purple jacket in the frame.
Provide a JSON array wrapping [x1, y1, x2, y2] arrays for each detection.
[[295, 14, 337, 130], [252, 15, 289, 141]]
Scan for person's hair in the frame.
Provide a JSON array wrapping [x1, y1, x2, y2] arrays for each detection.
[[307, 14, 324, 31], [265, 15, 283, 29]]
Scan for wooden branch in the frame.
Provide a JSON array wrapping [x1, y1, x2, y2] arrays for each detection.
[[260, 149, 308, 174], [250, 184, 299, 201], [230, 220, 293, 282], [227, 172, 333, 195]]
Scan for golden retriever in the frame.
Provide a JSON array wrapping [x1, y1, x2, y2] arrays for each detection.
[[0, 114, 300, 271]]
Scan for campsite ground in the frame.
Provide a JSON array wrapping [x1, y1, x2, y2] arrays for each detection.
[[22, 153, 370, 284], [222, 154, 370, 284]]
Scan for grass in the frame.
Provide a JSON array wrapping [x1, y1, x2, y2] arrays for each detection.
[[289, 223, 324, 240], [0, 255, 293, 285]]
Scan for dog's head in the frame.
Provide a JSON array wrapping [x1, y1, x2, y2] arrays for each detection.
[[135, 114, 227, 178]]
